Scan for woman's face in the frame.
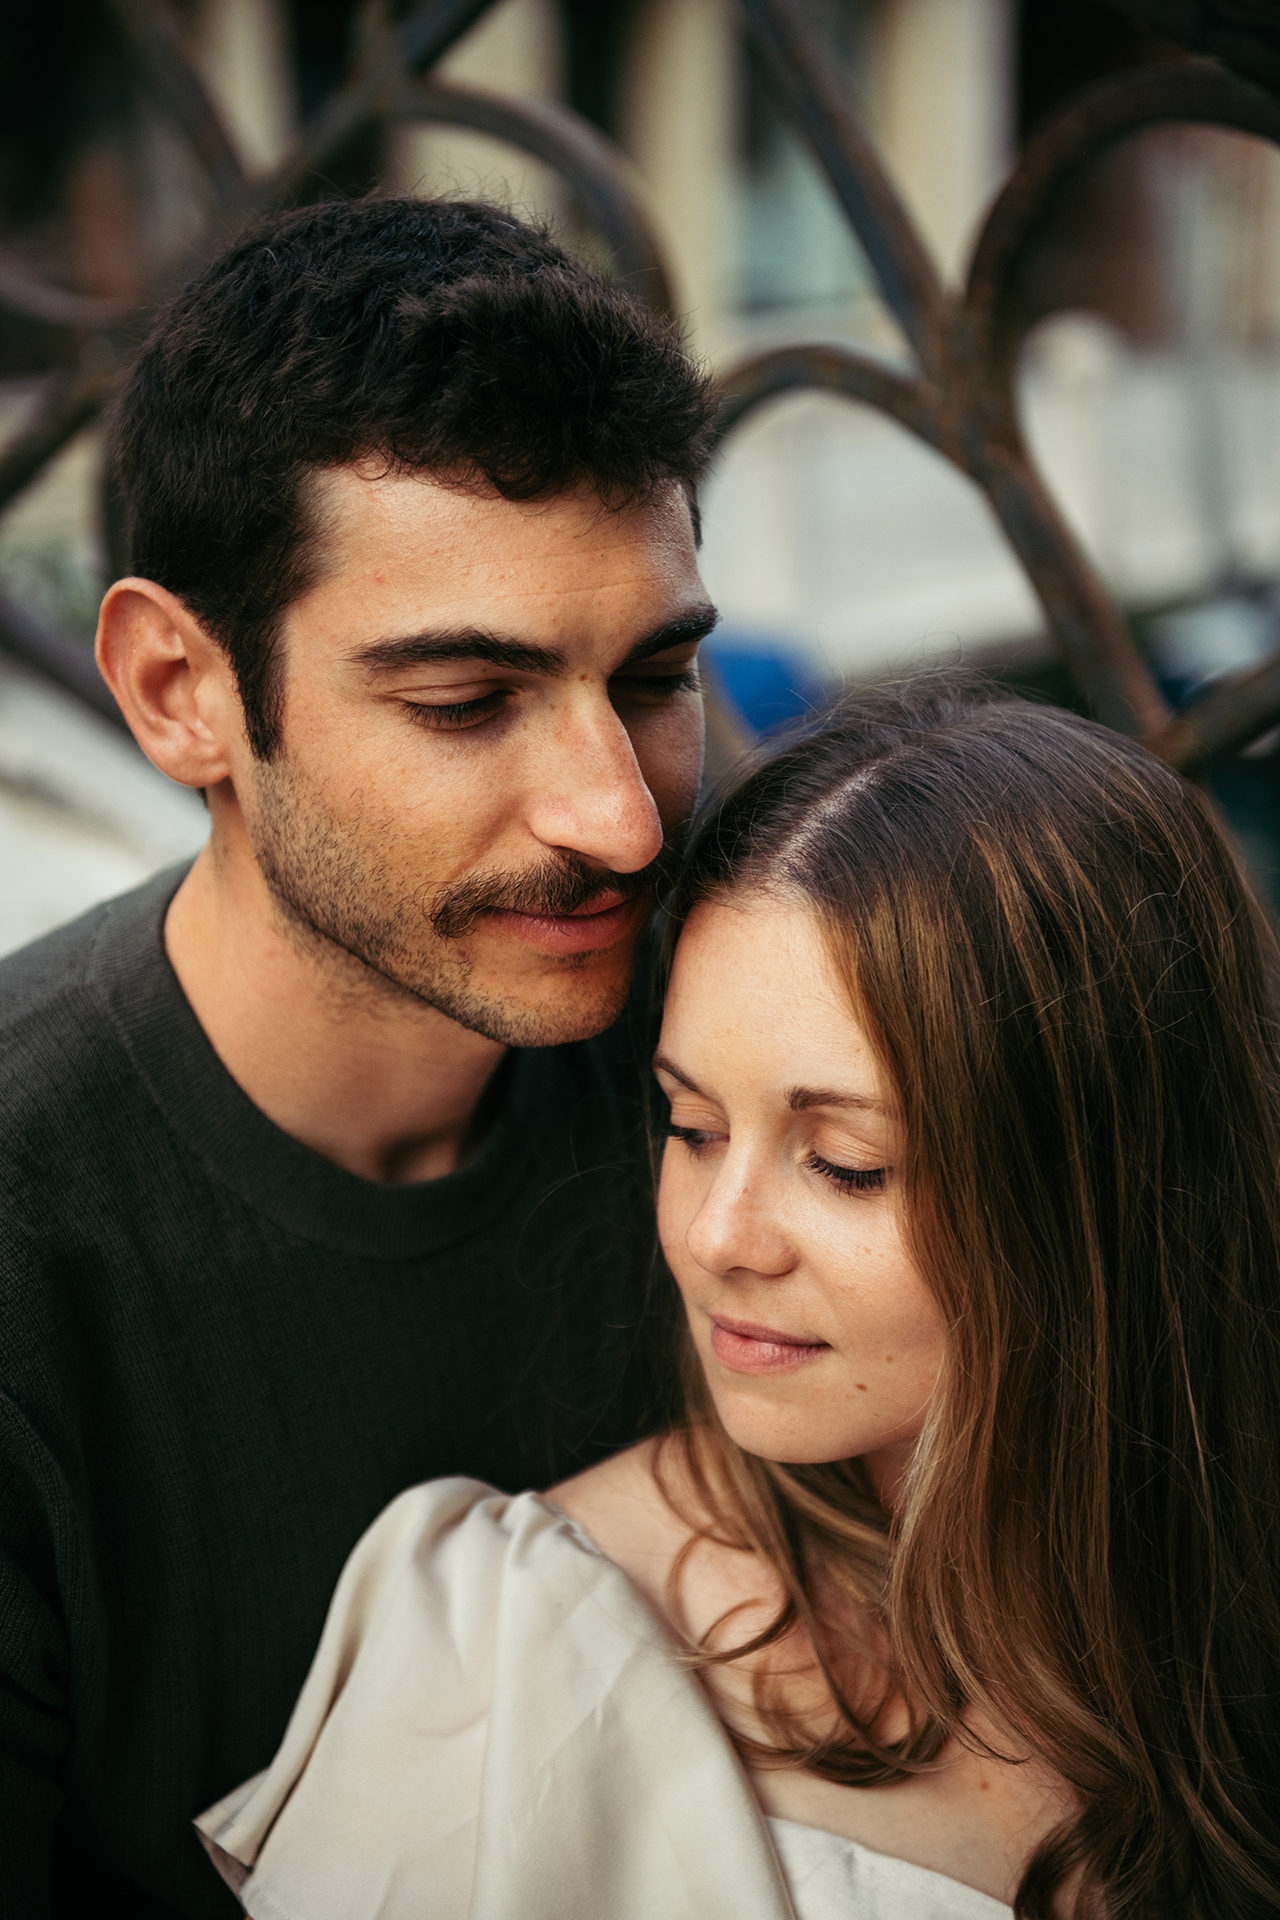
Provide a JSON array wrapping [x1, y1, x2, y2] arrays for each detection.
[[655, 892, 945, 1496]]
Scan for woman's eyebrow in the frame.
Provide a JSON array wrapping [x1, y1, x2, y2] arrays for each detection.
[[787, 1086, 887, 1116], [652, 1053, 705, 1095], [655, 1060, 887, 1117]]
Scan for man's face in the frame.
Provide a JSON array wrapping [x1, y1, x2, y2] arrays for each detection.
[[236, 468, 713, 1047]]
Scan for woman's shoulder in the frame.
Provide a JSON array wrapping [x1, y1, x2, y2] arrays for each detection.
[[550, 1439, 783, 1651], [550, 1439, 694, 1624], [329, 1472, 633, 1646]]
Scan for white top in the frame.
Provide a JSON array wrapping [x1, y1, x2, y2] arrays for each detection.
[[196, 1479, 1012, 1920]]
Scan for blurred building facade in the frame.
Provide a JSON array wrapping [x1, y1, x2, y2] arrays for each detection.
[[2, 0, 1279, 950]]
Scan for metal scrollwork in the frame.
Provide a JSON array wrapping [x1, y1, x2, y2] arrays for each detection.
[[0, 0, 1277, 775]]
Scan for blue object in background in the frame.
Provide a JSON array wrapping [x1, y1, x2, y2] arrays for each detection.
[[705, 635, 821, 734]]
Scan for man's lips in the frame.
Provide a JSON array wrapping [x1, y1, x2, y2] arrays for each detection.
[[485, 891, 647, 955], [709, 1314, 831, 1376]]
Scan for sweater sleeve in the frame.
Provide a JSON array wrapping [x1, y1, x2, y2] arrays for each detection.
[[0, 1391, 78, 1917]]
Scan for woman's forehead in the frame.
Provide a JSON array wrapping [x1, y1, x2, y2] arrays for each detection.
[[660, 895, 888, 1110]]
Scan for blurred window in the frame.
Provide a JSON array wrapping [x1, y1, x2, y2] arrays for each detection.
[[738, 0, 876, 312]]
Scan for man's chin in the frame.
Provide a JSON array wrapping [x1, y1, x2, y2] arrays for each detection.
[[422, 949, 637, 1049]]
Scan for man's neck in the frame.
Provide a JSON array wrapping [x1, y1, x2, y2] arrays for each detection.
[[164, 839, 507, 1186]]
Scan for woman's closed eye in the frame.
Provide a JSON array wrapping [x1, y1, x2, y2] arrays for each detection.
[[666, 1125, 886, 1194], [805, 1152, 886, 1194]]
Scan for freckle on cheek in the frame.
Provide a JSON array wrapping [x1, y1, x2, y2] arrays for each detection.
[[855, 1383, 867, 1392]]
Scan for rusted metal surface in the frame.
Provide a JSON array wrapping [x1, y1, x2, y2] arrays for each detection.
[[0, 249, 133, 332], [392, 83, 674, 315], [740, 0, 945, 362], [729, 0, 1280, 754], [258, 0, 496, 211], [966, 63, 1280, 381], [1, 0, 1279, 771], [0, 592, 131, 732], [104, 0, 247, 208], [0, 364, 113, 518], [715, 343, 943, 449], [1147, 652, 1280, 770], [723, 5, 1280, 760]]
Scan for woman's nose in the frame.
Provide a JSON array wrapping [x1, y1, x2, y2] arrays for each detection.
[[682, 1163, 796, 1281]]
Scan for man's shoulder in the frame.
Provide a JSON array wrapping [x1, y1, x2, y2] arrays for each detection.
[[0, 864, 184, 1024], [0, 897, 112, 1030], [0, 867, 186, 1168]]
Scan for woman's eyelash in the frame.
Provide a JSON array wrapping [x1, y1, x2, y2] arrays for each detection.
[[806, 1154, 886, 1193], [666, 1127, 885, 1194]]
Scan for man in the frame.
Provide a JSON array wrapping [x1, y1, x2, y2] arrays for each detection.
[[0, 196, 718, 1916]]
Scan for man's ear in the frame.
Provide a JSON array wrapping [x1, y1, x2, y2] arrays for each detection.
[[95, 579, 244, 787]]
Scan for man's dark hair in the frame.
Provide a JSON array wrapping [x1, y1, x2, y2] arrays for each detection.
[[109, 196, 717, 757]]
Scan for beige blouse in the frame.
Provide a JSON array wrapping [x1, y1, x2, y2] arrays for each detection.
[[195, 1479, 1012, 1920]]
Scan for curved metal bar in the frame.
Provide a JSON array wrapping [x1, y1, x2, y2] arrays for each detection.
[[713, 344, 942, 449], [0, 592, 127, 732], [965, 63, 1280, 373], [264, 0, 494, 210], [1148, 650, 1280, 771], [389, 83, 674, 315], [102, 0, 246, 211], [954, 59, 1280, 750], [712, 345, 1170, 738], [0, 248, 135, 332], [739, 0, 945, 366], [398, 0, 497, 73], [966, 440, 1172, 738], [0, 366, 109, 519]]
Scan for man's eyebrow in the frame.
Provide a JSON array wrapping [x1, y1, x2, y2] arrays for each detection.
[[348, 631, 566, 674], [620, 605, 719, 665], [787, 1086, 888, 1117], [347, 604, 718, 677]]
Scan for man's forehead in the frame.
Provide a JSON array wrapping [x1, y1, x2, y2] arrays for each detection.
[[292, 464, 710, 665], [307, 463, 695, 571]]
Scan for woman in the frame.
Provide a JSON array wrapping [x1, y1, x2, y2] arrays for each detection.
[[197, 684, 1280, 1919]]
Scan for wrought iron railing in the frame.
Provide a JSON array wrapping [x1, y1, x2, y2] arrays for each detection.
[[1, 0, 1279, 774]]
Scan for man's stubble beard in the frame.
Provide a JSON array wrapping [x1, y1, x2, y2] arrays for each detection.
[[244, 754, 674, 1048]]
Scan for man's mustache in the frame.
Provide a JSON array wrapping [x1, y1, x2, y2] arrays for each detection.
[[429, 848, 678, 941]]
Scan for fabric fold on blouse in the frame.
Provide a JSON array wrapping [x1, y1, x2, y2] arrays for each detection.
[[196, 1477, 1012, 1920], [196, 1479, 796, 1920]]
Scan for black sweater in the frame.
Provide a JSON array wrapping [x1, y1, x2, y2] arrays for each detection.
[[0, 869, 660, 1917]]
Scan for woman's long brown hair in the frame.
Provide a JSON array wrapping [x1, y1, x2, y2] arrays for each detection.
[[657, 682, 1280, 1918]]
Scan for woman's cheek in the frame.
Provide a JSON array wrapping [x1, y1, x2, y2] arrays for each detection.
[[656, 1144, 698, 1284]]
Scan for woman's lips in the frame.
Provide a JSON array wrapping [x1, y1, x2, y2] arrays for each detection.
[[486, 892, 645, 955], [709, 1314, 830, 1375]]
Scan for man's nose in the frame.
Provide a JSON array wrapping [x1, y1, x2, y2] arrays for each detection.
[[524, 694, 664, 874]]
